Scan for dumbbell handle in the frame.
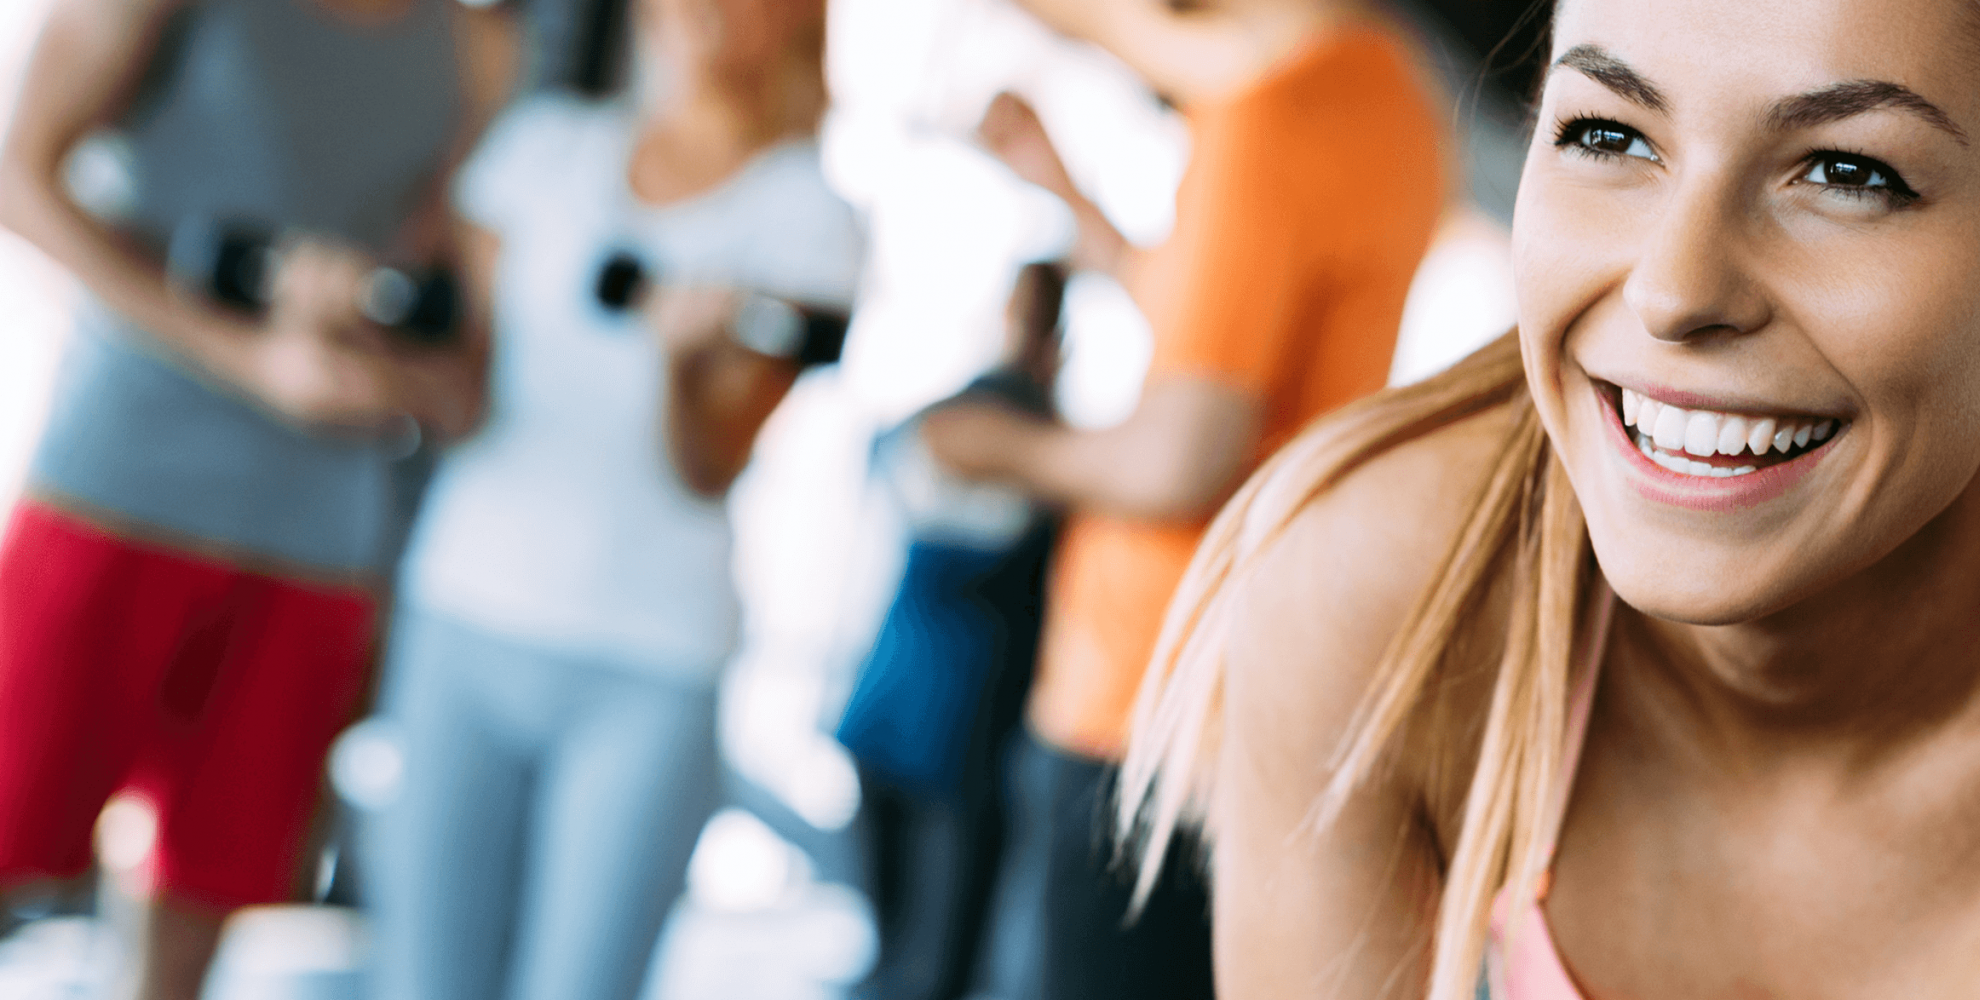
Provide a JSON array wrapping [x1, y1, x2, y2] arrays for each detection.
[[169, 223, 459, 345], [592, 250, 848, 365]]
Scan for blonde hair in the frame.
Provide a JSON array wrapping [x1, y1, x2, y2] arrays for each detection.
[[1117, 330, 1595, 1000]]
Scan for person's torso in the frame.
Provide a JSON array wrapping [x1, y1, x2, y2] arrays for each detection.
[[402, 94, 863, 674], [29, 0, 460, 577], [1513, 614, 1980, 999], [1160, 22, 1446, 458], [1031, 24, 1447, 758]]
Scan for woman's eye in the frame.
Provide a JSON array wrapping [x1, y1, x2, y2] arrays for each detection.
[[1800, 153, 1917, 205], [1556, 118, 1658, 162]]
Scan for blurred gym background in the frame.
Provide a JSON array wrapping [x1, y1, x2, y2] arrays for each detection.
[[0, 0, 1537, 995]]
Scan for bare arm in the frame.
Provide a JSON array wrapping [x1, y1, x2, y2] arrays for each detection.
[[922, 376, 1259, 521], [977, 92, 1141, 285], [0, 0, 268, 384], [1006, 0, 1317, 107], [0, 0, 518, 432], [649, 286, 802, 497], [373, 3, 520, 439], [453, 1, 521, 143], [386, 219, 500, 442], [391, 0, 520, 261]]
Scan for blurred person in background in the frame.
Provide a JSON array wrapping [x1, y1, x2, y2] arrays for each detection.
[[837, 260, 1066, 1000], [0, 0, 512, 997], [358, 0, 861, 995], [524, 0, 634, 94], [923, 0, 1448, 995]]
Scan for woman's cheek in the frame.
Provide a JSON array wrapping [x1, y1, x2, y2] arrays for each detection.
[[1514, 181, 1630, 335], [1513, 230, 1599, 380]]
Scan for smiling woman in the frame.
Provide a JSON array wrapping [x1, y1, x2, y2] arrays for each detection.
[[1117, 1, 1980, 998]]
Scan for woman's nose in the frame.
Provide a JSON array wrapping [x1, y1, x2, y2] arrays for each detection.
[[1621, 177, 1772, 344]]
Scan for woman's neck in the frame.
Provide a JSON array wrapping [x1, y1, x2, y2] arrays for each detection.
[[628, 58, 823, 206], [1619, 482, 1980, 765]]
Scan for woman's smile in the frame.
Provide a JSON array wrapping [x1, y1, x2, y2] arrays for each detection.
[[1590, 379, 1846, 511]]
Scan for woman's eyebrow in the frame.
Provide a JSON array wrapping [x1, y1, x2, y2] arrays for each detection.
[[1552, 44, 1669, 113], [1765, 81, 1969, 146]]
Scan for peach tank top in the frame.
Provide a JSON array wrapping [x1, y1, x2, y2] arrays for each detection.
[[1480, 583, 1616, 1000]]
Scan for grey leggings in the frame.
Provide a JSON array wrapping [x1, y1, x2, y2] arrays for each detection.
[[362, 608, 721, 1000]]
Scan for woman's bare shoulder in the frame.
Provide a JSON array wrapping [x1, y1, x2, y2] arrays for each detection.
[[1219, 401, 1516, 766]]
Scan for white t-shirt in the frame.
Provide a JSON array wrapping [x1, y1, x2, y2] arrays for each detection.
[[400, 94, 864, 678]]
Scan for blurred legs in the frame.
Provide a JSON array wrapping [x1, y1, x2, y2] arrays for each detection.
[[508, 670, 719, 1000], [365, 608, 719, 1000], [365, 612, 533, 1000], [976, 731, 1213, 1000], [103, 889, 223, 1000]]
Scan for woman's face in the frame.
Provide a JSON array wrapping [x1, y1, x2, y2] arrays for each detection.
[[1513, 0, 1980, 624]]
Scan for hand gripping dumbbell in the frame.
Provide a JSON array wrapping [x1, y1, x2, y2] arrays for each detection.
[[591, 248, 850, 366], [168, 219, 461, 346]]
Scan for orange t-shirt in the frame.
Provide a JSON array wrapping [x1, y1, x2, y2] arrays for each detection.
[[1027, 25, 1449, 759]]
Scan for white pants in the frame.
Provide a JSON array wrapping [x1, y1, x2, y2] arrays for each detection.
[[363, 607, 721, 1000]]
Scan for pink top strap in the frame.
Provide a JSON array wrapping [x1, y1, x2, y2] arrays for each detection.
[[1485, 578, 1616, 1000]]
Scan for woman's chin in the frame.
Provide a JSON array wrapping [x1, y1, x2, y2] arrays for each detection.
[[1591, 546, 1812, 627]]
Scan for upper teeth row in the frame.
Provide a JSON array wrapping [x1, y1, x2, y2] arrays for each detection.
[[1621, 388, 1835, 458]]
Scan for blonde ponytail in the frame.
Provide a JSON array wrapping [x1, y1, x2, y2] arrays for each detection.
[[1116, 331, 1594, 1000]]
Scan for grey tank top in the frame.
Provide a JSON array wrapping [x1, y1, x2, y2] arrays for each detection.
[[30, 0, 458, 575]]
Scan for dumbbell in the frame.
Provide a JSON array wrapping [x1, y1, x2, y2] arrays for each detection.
[[591, 249, 850, 366], [168, 220, 461, 346], [595, 249, 650, 311]]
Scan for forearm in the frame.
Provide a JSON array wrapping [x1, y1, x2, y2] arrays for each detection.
[[408, 220, 499, 442], [385, 7, 516, 264], [1065, 190, 1142, 284], [0, 0, 266, 388], [664, 342, 799, 496], [932, 378, 1260, 520], [0, 164, 261, 382], [453, 2, 521, 145], [962, 417, 1227, 521]]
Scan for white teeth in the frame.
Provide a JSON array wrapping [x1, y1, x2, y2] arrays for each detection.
[[1635, 431, 1762, 478], [1748, 418, 1776, 455], [1618, 388, 1842, 465], [1684, 411, 1719, 457], [1716, 416, 1749, 457], [1653, 405, 1689, 450]]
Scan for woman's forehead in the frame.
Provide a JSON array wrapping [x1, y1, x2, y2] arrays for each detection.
[[1549, 0, 1980, 117]]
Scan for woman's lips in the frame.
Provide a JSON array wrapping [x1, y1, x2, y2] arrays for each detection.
[[1597, 385, 1840, 513]]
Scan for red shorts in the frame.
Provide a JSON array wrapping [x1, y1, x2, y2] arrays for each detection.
[[0, 501, 375, 910]]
